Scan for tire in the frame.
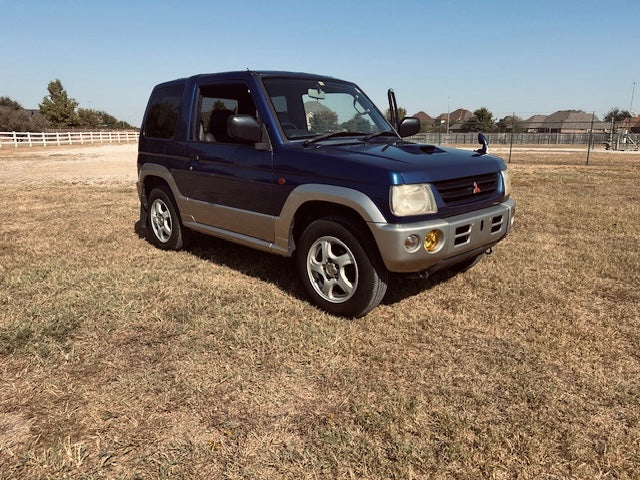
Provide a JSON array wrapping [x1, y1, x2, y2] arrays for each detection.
[[297, 218, 388, 318], [147, 186, 189, 250]]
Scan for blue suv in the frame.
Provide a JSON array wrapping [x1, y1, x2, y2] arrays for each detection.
[[137, 71, 515, 317]]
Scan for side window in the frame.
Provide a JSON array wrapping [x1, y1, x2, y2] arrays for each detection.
[[143, 84, 183, 139], [196, 83, 257, 144]]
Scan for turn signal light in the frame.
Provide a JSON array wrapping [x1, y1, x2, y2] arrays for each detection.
[[404, 234, 421, 252]]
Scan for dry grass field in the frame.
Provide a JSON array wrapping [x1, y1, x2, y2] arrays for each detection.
[[0, 143, 639, 479]]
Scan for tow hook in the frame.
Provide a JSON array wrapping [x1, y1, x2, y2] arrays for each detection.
[[485, 247, 493, 255], [407, 270, 430, 280]]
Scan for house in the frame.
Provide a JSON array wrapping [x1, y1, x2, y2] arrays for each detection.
[[523, 115, 547, 132], [524, 110, 608, 133], [617, 115, 640, 133], [433, 108, 473, 132], [304, 101, 333, 129], [412, 111, 433, 127]]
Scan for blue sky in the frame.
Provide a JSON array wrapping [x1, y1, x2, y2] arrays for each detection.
[[2, 0, 638, 126]]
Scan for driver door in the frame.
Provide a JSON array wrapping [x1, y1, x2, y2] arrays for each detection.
[[177, 80, 274, 242]]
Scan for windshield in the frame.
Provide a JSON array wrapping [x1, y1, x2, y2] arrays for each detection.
[[263, 77, 392, 140]]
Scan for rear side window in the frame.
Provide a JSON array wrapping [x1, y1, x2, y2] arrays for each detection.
[[143, 84, 183, 139]]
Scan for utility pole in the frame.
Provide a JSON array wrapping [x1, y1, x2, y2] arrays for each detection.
[[446, 96, 450, 134], [630, 81, 636, 114], [586, 111, 595, 166], [508, 112, 515, 164], [610, 116, 615, 150]]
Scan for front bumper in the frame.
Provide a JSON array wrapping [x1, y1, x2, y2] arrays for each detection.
[[369, 198, 515, 273]]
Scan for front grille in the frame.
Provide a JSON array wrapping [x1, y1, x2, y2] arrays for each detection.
[[433, 173, 499, 205]]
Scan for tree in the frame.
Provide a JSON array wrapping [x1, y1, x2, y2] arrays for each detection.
[[0, 96, 48, 131], [340, 113, 373, 133], [496, 115, 525, 133], [39, 79, 78, 127], [604, 107, 632, 122], [462, 107, 496, 132], [473, 107, 496, 131], [385, 107, 407, 124], [0, 106, 30, 131], [71, 107, 134, 129], [0, 96, 23, 110], [77, 108, 103, 128], [99, 111, 120, 129], [309, 110, 339, 132]]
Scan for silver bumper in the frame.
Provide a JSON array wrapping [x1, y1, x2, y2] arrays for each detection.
[[369, 198, 515, 273]]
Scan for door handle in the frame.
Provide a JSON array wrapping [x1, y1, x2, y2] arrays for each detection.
[[188, 154, 199, 170]]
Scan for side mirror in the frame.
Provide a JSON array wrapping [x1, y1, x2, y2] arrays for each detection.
[[476, 132, 488, 154], [228, 115, 262, 143], [398, 117, 420, 138]]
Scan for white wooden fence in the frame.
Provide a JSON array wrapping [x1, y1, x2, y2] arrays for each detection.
[[0, 130, 139, 148]]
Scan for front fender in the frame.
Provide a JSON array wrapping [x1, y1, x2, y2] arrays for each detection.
[[274, 184, 386, 254]]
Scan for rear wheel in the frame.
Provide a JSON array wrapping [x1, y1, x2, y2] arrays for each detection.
[[297, 218, 387, 317], [147, 186, 188, 250]]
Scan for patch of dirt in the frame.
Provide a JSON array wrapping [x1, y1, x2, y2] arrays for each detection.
[[0, 143, 636, 187], [0, 412, 34, 452], [0, 144, 138, 185]]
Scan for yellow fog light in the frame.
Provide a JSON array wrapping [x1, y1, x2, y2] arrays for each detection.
[[424, 230, 442, 252]]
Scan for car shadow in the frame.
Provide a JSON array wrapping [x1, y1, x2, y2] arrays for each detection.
[[382, 270, 458, 305], [134, 221, 306, 301], [133, 221, 456, 308]]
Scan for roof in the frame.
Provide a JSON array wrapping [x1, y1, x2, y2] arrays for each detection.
[[524, 114, 547, 129], [193, 70, 347, 83], [413, 111, 433, 124], [524, 110, 607, 131], [434, 108, 473, 123], [617, 115, 640, 129], [304, 101, 332, 115], [543, 110, 600, 130], [156, 71, 352, 88]]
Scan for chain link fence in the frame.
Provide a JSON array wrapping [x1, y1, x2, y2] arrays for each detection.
[[407, 111, 639, 165]]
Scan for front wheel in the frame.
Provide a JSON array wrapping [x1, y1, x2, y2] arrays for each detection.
[[297, 219, 388, 318]]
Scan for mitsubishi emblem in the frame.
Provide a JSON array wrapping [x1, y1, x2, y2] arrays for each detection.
[[473, 181, 481, 194]]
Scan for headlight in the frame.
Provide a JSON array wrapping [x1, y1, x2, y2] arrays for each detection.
[[390, 184, 437, 216], [500, 169, 512, 198]]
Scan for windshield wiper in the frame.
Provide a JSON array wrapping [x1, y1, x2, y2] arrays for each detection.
[[363, 130, 399, 141], [303, 131, 369, 146]]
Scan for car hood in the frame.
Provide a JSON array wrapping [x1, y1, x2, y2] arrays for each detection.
[[304, 140, 506, 184]]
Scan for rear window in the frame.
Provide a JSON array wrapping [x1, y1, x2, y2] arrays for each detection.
[[143, 84, 183, 139]]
